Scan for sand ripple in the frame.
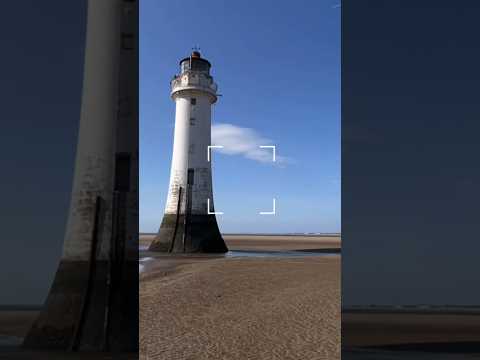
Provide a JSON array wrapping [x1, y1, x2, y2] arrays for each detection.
[[140, 257, 340, 360]]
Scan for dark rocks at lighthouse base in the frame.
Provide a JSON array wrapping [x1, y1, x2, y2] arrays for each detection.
[[149, 214, 228, 253]]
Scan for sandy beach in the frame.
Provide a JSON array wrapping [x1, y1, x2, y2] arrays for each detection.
[[0, 310, 39, 339], [0, 308, 137, 359], [140, 233, 341, 252], [4, 233, 479, 359], [343, 311, 480, 348], [342, 309, 480, 360], [0, 235, 340, 359], [140, 234, 341, 360], [342, 310, 480, 359]]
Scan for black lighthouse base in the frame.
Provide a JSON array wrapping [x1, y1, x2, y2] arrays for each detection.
[[22, 259, 139, 352], [149, 214, 228, 253]]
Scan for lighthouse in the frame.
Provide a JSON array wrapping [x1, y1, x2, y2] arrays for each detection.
[[23, 0, 138, 351], [149, 51, 227, 253]]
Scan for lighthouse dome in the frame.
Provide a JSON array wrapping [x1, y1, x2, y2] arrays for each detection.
[[179, 51, 211, 74]]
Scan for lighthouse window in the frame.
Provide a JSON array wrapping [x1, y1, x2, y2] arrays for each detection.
[[181, 60, 190, 73], [191, 60, 209, 73], [190, 117, 196, 126], [190, 98, 196, 105]]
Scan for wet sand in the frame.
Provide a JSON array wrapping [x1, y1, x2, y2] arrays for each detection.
[[140, 234, 341, 360], [343, 311, 480, 347], [224, 235, 340, 252], [140, 233, 341, 252], [0, 349, 137, 360], [0, 310, 39, 339], [342, 310, 480, 359], [0, 309, 137, 359], [0, 235, 340, 359]]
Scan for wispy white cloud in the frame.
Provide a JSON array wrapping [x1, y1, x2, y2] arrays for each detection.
[[331, 3, 341, 9], [211, 123, 289, 166]]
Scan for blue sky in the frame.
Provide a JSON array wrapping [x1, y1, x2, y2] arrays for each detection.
[[140, 0, 340, 233]]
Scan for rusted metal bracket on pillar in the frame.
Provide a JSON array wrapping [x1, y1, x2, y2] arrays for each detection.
[[70, 195, 103, 352], [183, 169, 194, 253], [103, 152, 131, 350], [169, 186, 183, 253]]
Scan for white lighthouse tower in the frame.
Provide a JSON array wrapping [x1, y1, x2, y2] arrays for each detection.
[[23, 0, 138, 351], [149, 51, 227, 253]]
